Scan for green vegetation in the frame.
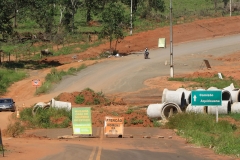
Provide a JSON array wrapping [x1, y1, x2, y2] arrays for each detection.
[[20, 107, 72, 128], [152, 118, 162, 127], [126, 108, 134, 114], [166, 113, 240, 157], [5, 121, 25, 137], [0, 0, 239, 64], [75, 95, 85, 104], [131, 118, 144, 125], [0, 69, 27, 95], [168, 74, 240, 89], [100, 2, 129, 52], [36, 64, 86, 95]]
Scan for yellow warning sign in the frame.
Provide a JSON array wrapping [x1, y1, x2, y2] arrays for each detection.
[[104, 116, 124, 136]]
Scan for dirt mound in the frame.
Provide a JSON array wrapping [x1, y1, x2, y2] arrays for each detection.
[[56, 89, 126, 106], [54, 90, 152, 127]]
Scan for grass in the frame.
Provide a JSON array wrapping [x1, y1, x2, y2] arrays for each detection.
[[75, 95, 85, 104], [35, 64, 86, 95], [130, 118, 143, 125], [20, 107, 72, 129], [165, 112, 240, 157], [5, 121, 25, 137], [0, 68, 27, 95], [168, 74, 240, 89]]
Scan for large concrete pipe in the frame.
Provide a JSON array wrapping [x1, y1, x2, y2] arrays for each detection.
[[207, 100, 231, 115], [231, 102, 240, 113], [162, 89, 185, 108], [161, 102, 182, 120], [223, 83, 235, 91], [187, 88, 205, 104], [186, 104, 207, 114], [147, 103, 165, 118], [207, 87, 232, 103], [176, 88, 191, 105], [51, 99, 72, 111], [228, 89, 240, 103]]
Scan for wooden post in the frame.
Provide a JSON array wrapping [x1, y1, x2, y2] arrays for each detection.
[[0, 129, 4, 157]]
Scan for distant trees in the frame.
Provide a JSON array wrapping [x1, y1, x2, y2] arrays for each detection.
[[99, 2, 129, 52], [0, 0, 166, 44]]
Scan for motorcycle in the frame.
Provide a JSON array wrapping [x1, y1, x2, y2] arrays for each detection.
[[144, 51, 149, 59]]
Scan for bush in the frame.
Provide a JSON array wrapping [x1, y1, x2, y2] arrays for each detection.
[[75, 95, 85, 104], [20, 107, 72, 128], [126, 108, 134, 114], [5, 121, 25, 137]]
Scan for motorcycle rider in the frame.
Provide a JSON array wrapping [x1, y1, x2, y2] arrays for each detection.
[[144, 47, 149, 59]]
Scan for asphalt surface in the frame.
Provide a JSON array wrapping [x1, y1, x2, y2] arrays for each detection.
[[25, 127, 234, 160], [49, 34, 240, 95]]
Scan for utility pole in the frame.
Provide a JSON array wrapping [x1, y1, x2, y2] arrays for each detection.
[[130, 0, 133, 35], [170, 0, 174, 78], [230, 0, 232, 17]]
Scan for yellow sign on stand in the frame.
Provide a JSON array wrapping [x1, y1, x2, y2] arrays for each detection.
[[158, 38, 166, 48]]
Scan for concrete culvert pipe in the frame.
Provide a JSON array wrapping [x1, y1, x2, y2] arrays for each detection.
[[187, 88, 205, 104], [186, 104, 207, 114], [162, 89, 185, 108], [147, 104, 165, 118], [161, 102, 182, 120], [228, 89, 240, 103], [231, 102, 240, 113], [176, 88, 191, 105], [207, 87, 232, 103], [207, 100, 231, 115]]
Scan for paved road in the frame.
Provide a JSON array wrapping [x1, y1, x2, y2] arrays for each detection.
[[20, 128, 233, 160], [49, 34, 240, 95]]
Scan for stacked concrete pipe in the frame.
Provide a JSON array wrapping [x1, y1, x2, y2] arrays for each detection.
[[227, 89, 240, 103], [231, 102, 240, 113], [147, 102, 182, 120], [162, 88, 185, 109], [207, 87, 232, 103], [186, 104, 207, 114], [147, 104, 164, 118], [160, 102, 182, 120], [207, 100, 231, 115], [176, 88, 191, 105], [223, 83, 240, 103]]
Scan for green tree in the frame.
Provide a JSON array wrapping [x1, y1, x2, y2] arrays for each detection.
[[100, 2, 129, 52], [31, 0, 57, 33], [0, 0, 24, 41]]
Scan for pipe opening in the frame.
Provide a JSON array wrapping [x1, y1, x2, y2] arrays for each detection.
[[180, 92, 186, 108], [188, 95, 191, 104], [162, 106, 179, 119], [222, 91, 231, 101]]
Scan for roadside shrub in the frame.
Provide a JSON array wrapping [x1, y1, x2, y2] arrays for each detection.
[[5, 121, 25, 137], [75, 95, 85, 104], [20, 107, 71, 128], [84, 88, 94, 93], [35, 64, 87, 95], [93, 98, 100, 105], [152, 118, 161, 127], [126, 108, 134, 114], [131, 118, 143, 125]]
